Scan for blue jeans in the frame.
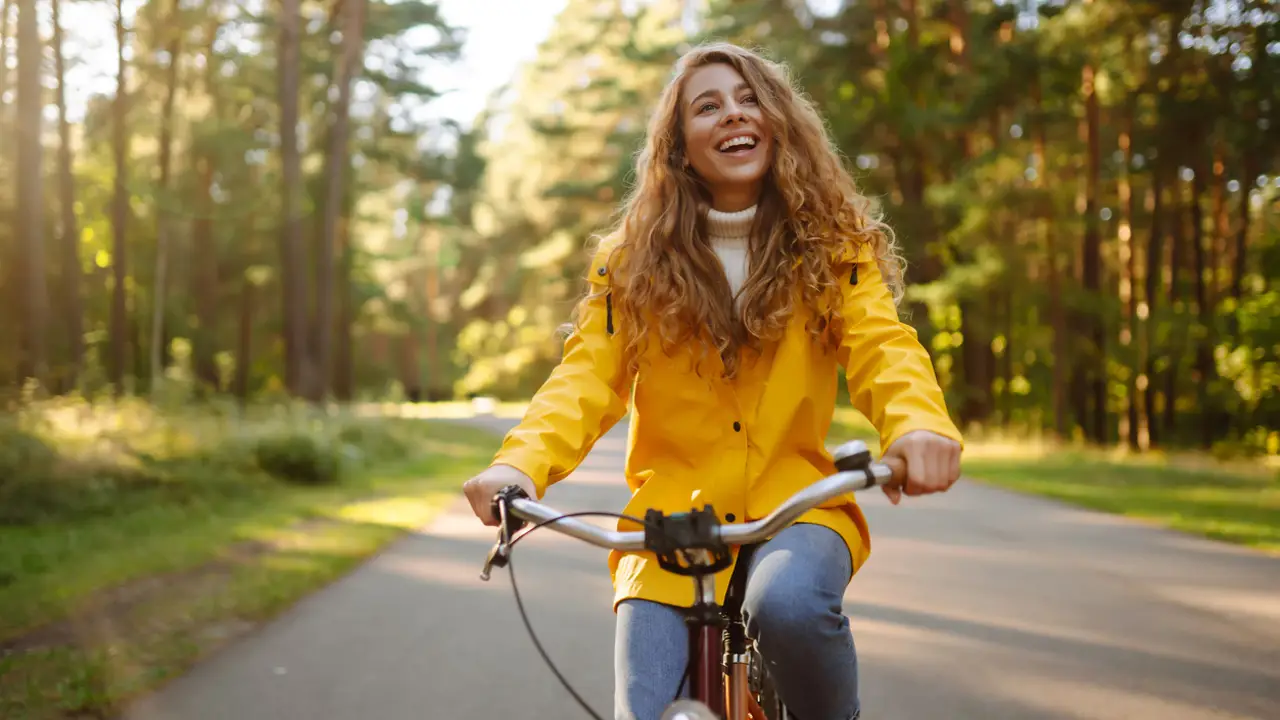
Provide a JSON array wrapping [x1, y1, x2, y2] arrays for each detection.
[[614, 523, 860, 720]]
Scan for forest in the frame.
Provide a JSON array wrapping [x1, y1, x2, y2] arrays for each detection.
[[1, 2, 1277, 715], [1, 0, 1277, 455]]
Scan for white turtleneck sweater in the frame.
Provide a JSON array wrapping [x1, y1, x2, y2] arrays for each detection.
[[706, 205, 756, 301]]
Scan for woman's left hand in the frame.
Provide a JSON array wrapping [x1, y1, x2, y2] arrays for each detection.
[[879, 430, 962, 505]]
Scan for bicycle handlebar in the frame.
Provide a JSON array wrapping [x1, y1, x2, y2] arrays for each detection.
[[480, 440, 895, 580]]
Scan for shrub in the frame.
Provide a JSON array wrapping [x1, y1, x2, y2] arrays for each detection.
[[335, 420, 411, 466], [254, 433, 342, 486], [0, 423, 57, 480], [0, 424, 62, 524]]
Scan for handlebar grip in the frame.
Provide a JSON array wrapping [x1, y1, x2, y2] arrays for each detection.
[[879, 455, 907, 486]]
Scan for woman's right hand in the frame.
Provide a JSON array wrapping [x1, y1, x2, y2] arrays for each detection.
[[462, 464, 538, 526]]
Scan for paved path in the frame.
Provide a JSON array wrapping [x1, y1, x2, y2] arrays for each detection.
[[124, 416, 1280, 719]]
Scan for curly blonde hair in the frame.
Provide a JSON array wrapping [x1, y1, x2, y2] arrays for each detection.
[[589, 42, 904, 379]]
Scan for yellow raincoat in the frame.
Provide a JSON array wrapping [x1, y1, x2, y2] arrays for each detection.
[[490, 232, 962, 610]]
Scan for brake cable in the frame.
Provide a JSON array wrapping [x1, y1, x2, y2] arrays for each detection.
[[495, 502, 659, 720]]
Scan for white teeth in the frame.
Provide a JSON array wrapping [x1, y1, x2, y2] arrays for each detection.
[[718, 136, 756, 151]]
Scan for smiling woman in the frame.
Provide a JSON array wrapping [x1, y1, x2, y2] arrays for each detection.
[[463, 42, 963, 720]]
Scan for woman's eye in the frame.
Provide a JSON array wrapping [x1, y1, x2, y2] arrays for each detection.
[[742, 94, 758, 104], [700, 102, 717, 113]]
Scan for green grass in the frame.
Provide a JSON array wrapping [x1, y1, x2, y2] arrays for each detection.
[[824, 407, 1279, 553], [963, 450, 1280, 552], [0, 415, 497, 720]]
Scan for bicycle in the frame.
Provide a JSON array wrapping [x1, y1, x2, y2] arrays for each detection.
[[478, 438, 898, 720]]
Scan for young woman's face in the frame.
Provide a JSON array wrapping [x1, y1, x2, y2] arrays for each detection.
[[680, 62, 774, 212]]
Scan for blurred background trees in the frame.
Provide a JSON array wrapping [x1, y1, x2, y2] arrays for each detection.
[[1, 0, 1277, 455]]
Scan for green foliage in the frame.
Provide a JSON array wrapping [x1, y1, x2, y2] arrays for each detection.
[[0, 396, 452, 524], [336, 419, 411, 464], [0, 423, 58, 484], [253, 433, 342, 486]]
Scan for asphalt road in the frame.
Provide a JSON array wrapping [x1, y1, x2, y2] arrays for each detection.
[[124, 416, 1280, 720]]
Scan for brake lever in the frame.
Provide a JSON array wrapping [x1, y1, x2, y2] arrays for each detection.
[[479, 499, 512, 582], [480, 541, 508, 582], [478, 484, 530, 582]]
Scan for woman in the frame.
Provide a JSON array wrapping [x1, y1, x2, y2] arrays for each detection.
[[463, 43, 962, 720]]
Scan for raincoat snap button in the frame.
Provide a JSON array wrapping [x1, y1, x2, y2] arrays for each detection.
[[597, 266, 607, 276], [733, 421, 741, 432], [725, 513, 736, 522]]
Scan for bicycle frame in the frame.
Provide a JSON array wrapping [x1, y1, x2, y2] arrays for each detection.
[[674, 548, 774, 720]]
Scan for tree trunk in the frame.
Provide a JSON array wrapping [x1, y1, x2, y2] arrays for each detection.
[[0, 0, 13, 108], [1229, 25, 1264, 305], [233, 160, 260, 404], [1189, 157, 1212, 448], [1163, 177, 1184, 439], [234, 276, 254, 403], [51, 0, 81, 392], [1032, 68, 1067, 438], [312, 0, 367, 402], [1079, 60, 1105, 443], [14, 0, 46, 387], [949, 0, 992, 427], [192, 153, 220, 390], [278, 0, 310, 396], [399, 333, 421, 402], [0, 0, 12, 382], [893, 0, 940, 359], [109, 0, 129, 392], [190, 7, 223, 392], [1142, 171, 1163, 448], [150, 0, 181, 390], [420, 221, 442, 399], [1211, 143, 1228, 301], [1231, 152, 1257, 302], [1119, 96, 1138, 448], [334, 214, 354, 400]]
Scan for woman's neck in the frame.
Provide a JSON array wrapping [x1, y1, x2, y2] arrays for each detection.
[[706, 205, 756, 243], [709, 185, 762, 213]]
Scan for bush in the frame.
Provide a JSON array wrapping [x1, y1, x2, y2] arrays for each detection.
[[0, 423, 57, 481], [0, 401, 433, 523], [335, 420, 411, 465], [0, 425, 61, 524], [254, 433, 342, 486]]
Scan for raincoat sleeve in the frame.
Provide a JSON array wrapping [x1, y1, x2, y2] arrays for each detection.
[[489, 237, 634, 498], [837, 245, 963, 455]]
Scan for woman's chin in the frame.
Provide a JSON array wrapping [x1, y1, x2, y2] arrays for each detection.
[[712, 169, 767, 192]]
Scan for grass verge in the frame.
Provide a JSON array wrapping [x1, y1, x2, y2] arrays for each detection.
[[962, 448, 1280, 553], [827, 409, 1278, 553], [0, 413, 497, 720]]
